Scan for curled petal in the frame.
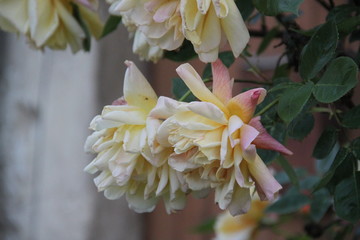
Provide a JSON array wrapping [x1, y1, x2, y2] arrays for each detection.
[[240, 124, 259, 151], [149, 96, 182, 119], [247, 155, 282, 201], [187, 101, 228, 124], [227, 88, 266, 123], [249, 116, 293, 155], [227, 186, 251, 216]]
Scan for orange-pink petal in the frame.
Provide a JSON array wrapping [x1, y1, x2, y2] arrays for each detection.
[[227, 88, 266, 123], [249, 116, 293, 156], [211, 59, 233, 104]]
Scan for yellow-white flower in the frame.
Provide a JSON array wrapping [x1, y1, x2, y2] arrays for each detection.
[[0, 0, 103, 52], [180, 0, 249, 62], [85, 61, 187, 213], [133, 29, 164, 62], [150, 60, 292, 215], [109, 0, 184, 52], [106, 0, 249, 62], [214, 200, 268, 240]]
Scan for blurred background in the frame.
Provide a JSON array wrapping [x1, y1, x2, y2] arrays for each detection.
[[0, 1, 358, 240]]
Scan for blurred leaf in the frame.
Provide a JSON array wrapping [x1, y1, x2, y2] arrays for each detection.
[[313, 148, 353, 192], [266, 188, 310, 214], [315, 142, 340, 175], [310, 188, 332, 222], [275, 168, 308, 185], [276, 156, 299, 188], [277, 82, 314, 123], [341, 105, 360, 129], [327, 5, 360, 35], [236, 0, 255, 20], [273, 64, 290, 79], [313, 57, 358, 103], [164, 40, 196, 62], [257, 27, 280, 55], [72, 3, 91, 51], [101, 15, 122, 38], [299, 20, 338, 80], [351, 137, 360, 159], [192, 218, 216, 233], [172, 78, 196, 102], [288, 113, 314, 140], [334, 224, 354, 240], [313, 127, 339, 159], [253, 0, 304, 16], [334, 174, 360, 223]]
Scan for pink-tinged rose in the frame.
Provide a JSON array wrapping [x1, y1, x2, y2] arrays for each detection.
[[150, 59, 292, 215]]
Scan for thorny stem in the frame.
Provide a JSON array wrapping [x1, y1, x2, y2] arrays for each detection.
[[255, 98, 279, 116]]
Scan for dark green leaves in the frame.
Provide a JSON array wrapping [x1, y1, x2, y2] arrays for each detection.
[[313, 57, 359, 103], [253, 0, 304, 16], [266, 188, 310, 214], [277, 82, 314, 123], [164, 40, 196, 62], [334, 175, 360, 223], [299, 21, 338, 80], [101, 15, 122, 38], [341, 105, 360, 129], [276, 156, 299, 188], [313, 127, 339, 159], [172, 78, 196, 102]]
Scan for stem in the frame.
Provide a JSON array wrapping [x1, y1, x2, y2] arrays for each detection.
[[240, 54, 269, 82], [255, 98, 279, 116], [234, 79, 273, 85], [311, 107, 333, 114]]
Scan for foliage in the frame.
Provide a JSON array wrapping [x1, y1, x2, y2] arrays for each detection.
[[169, 0, 360, 238]]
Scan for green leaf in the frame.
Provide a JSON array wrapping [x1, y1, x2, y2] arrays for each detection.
[[275, 156, 299, 188], [288, 113, 314, 140], [235, 0, 255, 20], [313, 127, 339, 159], [341, 105, 360, 129], [277, 82, 314, 123], [327, 5, 360, 35], [266, 188, 310, 214], [257, 27, 280, 55], [101, 15, 122, 38], [164, 40, 196, 62], [310, 189, 332, 222], [299, 20, 338, 80], [253, 0, 304, 16], [172, 78, 196, 102], [313, 57, 359, 103], [72, 3, 91, 51], [350, 137, 360, 159], [334, 175, 360, 222], [191, 218, 215, 233], [315, 142, 339, 174], [313, 148, 352, 192]]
